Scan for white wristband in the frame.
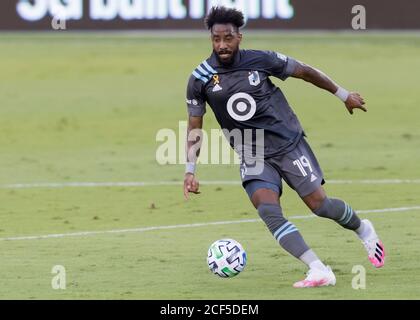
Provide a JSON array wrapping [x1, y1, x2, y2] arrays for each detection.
[[334, 87, 349, 102], [185, 162, 196, 174]]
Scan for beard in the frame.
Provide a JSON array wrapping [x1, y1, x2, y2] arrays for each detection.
[[214, 48, 238, 66]]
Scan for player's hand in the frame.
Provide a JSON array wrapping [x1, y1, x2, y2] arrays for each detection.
[[183, 173, 200, 200], [344, 92, 367, 115]]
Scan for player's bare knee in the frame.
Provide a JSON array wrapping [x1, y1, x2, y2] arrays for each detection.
[[245, 180, 280, 208], [251, 190, 279, 208], [303, 188, 327, 212], [308, 198, 326, 212]]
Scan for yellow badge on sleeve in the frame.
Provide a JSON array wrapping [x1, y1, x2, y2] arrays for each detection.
[[213, 75, 220, 85]]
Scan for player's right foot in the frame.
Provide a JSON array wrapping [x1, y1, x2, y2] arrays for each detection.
[[293, 266, 336, 288], [359, 219, 386, 268]]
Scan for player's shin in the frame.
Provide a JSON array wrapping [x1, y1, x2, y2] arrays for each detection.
[[257, 203, 310, 260], [312, 197, 361, 230], [258, 203, 335, 287]]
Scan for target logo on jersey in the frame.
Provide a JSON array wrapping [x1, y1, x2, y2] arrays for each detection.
[[226, 92, 256, 121]]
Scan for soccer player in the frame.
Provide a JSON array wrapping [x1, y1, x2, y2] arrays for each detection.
[[183, 6, 385, 288]]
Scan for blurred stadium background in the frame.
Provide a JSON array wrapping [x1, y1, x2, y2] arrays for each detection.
[[0, 0, 419, 300]]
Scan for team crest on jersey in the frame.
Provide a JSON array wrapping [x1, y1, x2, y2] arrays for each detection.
[[212, 74, 223, 92], [248, 71, 260, 86]]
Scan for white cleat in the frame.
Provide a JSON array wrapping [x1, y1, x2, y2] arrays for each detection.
[[293, 266, 336, 288], [360, 219, 386, 268]]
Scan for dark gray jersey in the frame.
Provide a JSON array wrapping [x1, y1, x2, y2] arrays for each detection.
[[186, 49, 304, 158]]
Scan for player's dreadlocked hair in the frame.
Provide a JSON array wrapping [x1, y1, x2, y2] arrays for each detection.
[[204, 6, 245, 31]]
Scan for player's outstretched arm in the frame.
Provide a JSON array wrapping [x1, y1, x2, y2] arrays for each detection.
[[290, 60, 367, 115], [184, 116, 203, 200]]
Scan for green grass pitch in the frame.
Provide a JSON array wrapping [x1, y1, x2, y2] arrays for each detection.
[[0, 32, 419, 299]]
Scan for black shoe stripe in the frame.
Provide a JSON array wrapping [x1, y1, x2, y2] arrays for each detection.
[[377, 243, 384, 251], [374, 253, 382, 262]]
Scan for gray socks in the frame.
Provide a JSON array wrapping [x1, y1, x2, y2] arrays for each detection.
[[313, 197, 361, 230], [258, 203, 310, 259], [300, 249, 328, 271], [257, 199, 361, 269]]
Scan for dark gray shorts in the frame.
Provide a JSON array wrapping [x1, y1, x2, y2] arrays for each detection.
[[240, 138, 325, 198]]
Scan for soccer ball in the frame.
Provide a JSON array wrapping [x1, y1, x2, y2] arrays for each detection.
[[207, 238, 247, 278]]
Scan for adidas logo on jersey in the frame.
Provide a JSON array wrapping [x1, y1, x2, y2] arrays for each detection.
[[212, 84, 223, 92]]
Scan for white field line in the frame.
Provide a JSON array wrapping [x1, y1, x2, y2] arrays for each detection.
[[1, 206, 419, 242], [1, 179, 420, 189]]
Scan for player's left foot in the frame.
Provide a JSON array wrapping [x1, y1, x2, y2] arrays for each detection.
[[359, 219, 386, 268], [293, 266, 336, 288]]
